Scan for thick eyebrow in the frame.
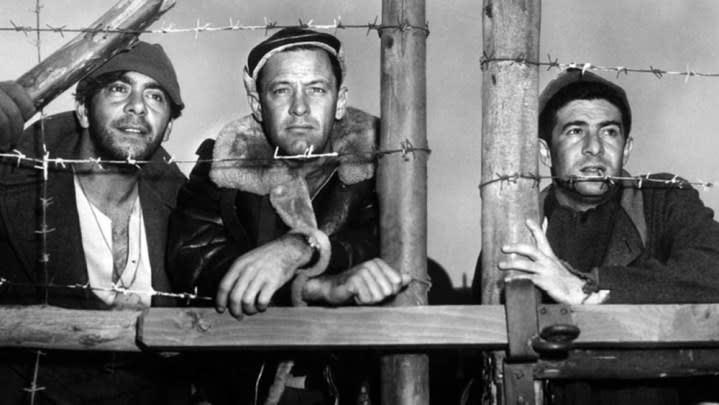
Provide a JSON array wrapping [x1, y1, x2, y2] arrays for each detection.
[[560, 119, 623, 132], [117, 73, 168, 96], [598, 120, 622, 128], [560, 120, 588, 132]]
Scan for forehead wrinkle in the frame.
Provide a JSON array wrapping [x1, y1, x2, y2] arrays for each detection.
[[262, 50, 335, 88]]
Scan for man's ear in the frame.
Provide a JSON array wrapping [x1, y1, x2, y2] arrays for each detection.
[[622, 136, 634, 166], [75, 101, 89, 129], [248, 92, 263, 122], [163, 120, 174, 142], [538, 138, 552, 168], [334, 86, 348, 120]]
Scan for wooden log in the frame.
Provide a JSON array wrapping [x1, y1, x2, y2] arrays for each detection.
[[480, 0, 542, 310], [379, 0, 429, 402], [17, 0, 175, 110], [0, 305, 141, 352], [481, 0, 542, 403], [2, 304, 719, 352]]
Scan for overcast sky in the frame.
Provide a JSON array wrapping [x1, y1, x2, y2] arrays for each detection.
[[2, 0, 718, 288]]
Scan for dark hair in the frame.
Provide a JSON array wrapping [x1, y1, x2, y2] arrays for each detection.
[[538, 82, 631, 145], [255, 45, 343, 94], [74, 71, 183, 119]]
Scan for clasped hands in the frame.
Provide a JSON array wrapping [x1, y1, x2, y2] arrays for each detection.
[[216, 233, 410, 317]]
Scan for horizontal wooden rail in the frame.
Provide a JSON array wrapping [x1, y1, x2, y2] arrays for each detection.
[[0, 305, 142, 352], [2, 304, 719, 352]]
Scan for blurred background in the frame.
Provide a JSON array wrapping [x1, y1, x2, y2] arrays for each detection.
[[1, 0, 718, 289]]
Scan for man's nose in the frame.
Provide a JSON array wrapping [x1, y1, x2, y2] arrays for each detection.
[[582, 130, 603, 155], [290, 91, 309, 116], [124, 90, 146, 115]]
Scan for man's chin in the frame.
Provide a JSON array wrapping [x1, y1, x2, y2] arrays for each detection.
[[571, 183, 612, 198]]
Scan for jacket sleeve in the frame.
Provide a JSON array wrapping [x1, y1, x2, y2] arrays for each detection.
[[166, 139, 250, 299], [323, 178, 380, 274], [598, 179, 719, 304]]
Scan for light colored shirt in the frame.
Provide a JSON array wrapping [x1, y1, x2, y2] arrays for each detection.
[[74, 175, 153, 307]]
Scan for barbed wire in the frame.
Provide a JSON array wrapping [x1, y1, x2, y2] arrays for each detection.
[[480, 52, 719, 81], [0, 141, 432, 180], [0, 276, 213, 303], [3, 17, 430, 39], [478, 173, 716, 191]]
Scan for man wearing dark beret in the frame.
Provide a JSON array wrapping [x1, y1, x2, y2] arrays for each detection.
[[473, 68, 719, 404], [0, 42, 190, 403], [168, 28, 408, 404]]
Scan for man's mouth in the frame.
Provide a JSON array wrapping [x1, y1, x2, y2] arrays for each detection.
[[117, 126, 146, 135], [579, 166, 606, 177]]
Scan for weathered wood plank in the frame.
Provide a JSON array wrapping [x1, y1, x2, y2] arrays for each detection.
[[574, 304, 719, 347], [139, 306, 508, 350], [0, 305, 141, 352], [536, 349, 719, 379], [2, 304, 719, 352]]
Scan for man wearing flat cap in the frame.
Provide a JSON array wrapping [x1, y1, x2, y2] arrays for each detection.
[[168, 27, 406, 404], [0, 41, 190, 403], [473, 68, 719, 403]]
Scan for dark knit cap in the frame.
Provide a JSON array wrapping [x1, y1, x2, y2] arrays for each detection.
[[246, 27, 344, 81], [76, 41, 184, 112], [539, 68, 631, 142]]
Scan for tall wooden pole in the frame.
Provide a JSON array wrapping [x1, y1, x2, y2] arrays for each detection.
[[378, 0, 429, 403], [481, 0, 541, 404], [480, 0, 541, 304]]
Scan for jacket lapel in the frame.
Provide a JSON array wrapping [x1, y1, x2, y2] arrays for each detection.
[[601, 186, 645, 267], [45, 170, 88, 287], [138, 178, 173, 294]]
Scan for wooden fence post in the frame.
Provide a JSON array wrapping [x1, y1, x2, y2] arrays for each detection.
[[481, 0, 542, 403], [378, 0, 429, 403]]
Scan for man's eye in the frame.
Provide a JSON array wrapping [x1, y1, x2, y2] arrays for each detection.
[[309, 87, 326, 94], [601, 127, 620, 137], [566, 127, 583, 136], [108, 84, 128, 94], [272, 87, 290, 95], [146, 91, 166, 103]]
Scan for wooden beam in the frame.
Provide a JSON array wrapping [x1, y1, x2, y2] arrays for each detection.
[[0, 305, 141, 352], [536, 349, 719, 379], [139, 306, 507, 350], [2, 304, 719, 352], [480, 0, 542, 305], [18, 0, 175, 110], [379, 0, 429, 403]]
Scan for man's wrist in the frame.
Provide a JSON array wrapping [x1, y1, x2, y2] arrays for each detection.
[[286, 232, 321, 268]]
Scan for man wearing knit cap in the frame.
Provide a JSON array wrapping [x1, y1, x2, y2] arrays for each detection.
[[473, 68, 719, 404], [0, 41, 190, 403], [169, 27, 406, 404]]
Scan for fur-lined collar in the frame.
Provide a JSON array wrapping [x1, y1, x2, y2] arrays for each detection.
[[210, 106, 378, 195]]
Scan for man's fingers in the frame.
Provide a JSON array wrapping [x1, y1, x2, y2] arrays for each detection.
[[498, 258, 539, 274], [0, 90, 24, 151], [0, 81, 35, 120], [501, 243, 541, 260], [365, 263, 396, 297], [525, 218, 554, 255], [255, 280, 276, 313]]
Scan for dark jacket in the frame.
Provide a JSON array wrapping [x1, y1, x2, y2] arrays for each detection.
[[167, 107, 380, 405], [0, 111, 186, 307], [472, 174, 719, 404], [473, 173, 719, 304], [549, 173, 719, 304], [168, 107, 380, 302], [0, 111, 189, 404]]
